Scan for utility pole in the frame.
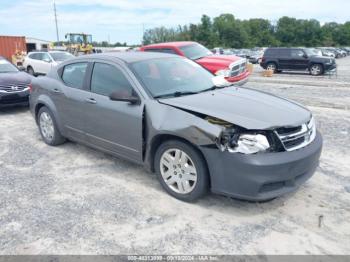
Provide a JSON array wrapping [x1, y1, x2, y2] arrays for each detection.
[[53, 0, 59, 43], [142, 23, 145, 45]]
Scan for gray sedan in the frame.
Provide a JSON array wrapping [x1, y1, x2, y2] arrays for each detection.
[[29, 52, 322, 202]]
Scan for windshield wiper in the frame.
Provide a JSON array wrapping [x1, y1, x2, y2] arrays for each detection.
[[198, 85, 231, 93], [154, 91, 199, 99]]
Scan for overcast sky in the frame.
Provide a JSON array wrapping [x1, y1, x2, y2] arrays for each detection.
[[1, 0, 349, 44]]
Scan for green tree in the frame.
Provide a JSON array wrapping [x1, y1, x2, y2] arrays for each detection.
[[141, 14, 350, 48], [243, 18, 278, 47], [213, 14, 249, 48]]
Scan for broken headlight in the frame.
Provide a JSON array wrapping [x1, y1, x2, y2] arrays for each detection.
[[228, 133, 270, 154], [206, 116, 271, 154]]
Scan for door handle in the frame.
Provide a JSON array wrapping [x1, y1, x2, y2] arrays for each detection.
[[53, 88, 62, 94], [85, 98, 97, 104]]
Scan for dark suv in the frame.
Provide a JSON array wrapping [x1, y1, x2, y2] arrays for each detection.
[[260, 48, 336, 76]]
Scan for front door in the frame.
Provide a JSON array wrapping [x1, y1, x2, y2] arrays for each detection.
[[289, 49, 309, 70], [83, 61, 144, 163]]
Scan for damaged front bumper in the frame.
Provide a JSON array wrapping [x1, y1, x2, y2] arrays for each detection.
[[200, 131, 322, 201]]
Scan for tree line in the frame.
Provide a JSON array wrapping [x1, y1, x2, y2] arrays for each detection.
[[142, 14, 350, 48]]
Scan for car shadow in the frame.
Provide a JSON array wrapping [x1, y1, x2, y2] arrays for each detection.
[[0, 106, 29, 115]]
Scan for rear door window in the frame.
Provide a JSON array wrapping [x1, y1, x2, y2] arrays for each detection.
[[144, 48, 177, 54], [62, 62, 88, 89], [144, 48, 162, 53], [279, 49, 291, 57], [161, 48, 177, 54]]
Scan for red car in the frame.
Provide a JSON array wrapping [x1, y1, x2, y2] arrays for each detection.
[[140, 41, 250, 85]]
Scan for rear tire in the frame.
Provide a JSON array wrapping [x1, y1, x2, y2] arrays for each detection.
[[266, 62, 277, 72], [37, 106, 65, 146], [154, 140, 209, 202]]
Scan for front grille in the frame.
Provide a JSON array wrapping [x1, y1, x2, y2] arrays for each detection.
[[275, 117, 316, 151], [229, 59, 247, 77], [0, 83, 29, 93]]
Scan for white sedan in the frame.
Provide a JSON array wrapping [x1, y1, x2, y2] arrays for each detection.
[[23, 51, 74, 76]]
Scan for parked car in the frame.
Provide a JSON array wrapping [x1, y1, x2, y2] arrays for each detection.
[[339, 47, 350, 55], [319, 48, 335, 58], [140, 42, 250, 85], [30, 52, 322, 202], [0, 56, 32, 108], [23, 51, 74, 76], [308, 48, 323, 57], [212, 47, 224, 55], [336, 48, 347, 57], [248, 51, 263, 64], [325, 48, 342, 58], [235, 49, 251, 58], [260, 47, 337, 75]]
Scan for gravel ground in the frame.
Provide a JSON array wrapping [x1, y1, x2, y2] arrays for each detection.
[[0, 57, 350, 255]]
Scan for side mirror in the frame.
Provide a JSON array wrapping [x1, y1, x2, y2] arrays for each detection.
[[303, 54, 308, 59], [109, 91, 140, 104], [43, 58, 51, 63]]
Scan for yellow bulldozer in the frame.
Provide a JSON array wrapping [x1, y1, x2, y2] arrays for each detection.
[[65, 33, 93, 56]]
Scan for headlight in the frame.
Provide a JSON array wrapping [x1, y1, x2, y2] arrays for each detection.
[[215, 69, 230, 77], [228, 134, 270, 154]]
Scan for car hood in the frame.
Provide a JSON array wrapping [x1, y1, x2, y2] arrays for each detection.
[[195, 55, 242, 68], [0, 71, 32, 85], [158, 87, 311, 130]]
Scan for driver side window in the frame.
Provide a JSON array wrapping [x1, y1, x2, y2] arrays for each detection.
[[90, 63, 134, 97]]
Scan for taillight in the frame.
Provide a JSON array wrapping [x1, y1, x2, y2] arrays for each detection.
[[28, 83, 32, 93]]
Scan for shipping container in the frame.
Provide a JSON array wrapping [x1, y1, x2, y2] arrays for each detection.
[[0, 35, 27, 61]]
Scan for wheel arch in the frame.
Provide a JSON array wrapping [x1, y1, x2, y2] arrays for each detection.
[[34, 96, 64, 135], [309, 63, 324, 75], [266, 61, 278, 70], [148, 133, 211, 186]]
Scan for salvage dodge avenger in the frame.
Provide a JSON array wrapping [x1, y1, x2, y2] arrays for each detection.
[[30, 52, 322, 202]]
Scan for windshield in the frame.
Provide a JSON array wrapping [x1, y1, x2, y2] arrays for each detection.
[[179, 43, 213, 60], [50, 52, 74, 62], [0, 59, 19, 73], [131, 57, 223, 98]]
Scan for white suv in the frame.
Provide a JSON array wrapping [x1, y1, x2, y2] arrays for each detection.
[[23, 51, 74, 76]]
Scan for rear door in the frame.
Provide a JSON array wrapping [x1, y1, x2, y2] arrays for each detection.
[[53, 61, 92, 141], [82, 60, 144, 162], [277, 49, 292, 69]]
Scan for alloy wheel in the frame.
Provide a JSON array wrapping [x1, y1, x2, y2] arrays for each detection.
[[159, 148, 197, 194], [266, 63, 276, 71], [39, 112, 54, 141], [311, 65, 321, 76]]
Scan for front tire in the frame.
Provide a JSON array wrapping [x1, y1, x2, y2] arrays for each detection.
[[310, 64, 323, 76], [154, 140, 209, 202], [37, 107, 65, 146]]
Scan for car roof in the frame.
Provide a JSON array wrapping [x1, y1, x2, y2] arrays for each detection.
[[74, 51, 180, 63], [143, 41, 197, 48]]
